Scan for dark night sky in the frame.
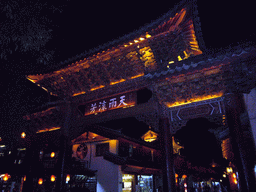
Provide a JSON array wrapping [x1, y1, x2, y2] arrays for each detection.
[[52, 0, 255, 64]]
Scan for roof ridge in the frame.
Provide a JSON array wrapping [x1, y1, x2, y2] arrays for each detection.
[[32, 0, 197, 75]]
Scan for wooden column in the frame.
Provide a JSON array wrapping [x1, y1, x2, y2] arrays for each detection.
[[159, 118, 176, 192], [224, 93, 256, 192], [55, 102, 72, 192]]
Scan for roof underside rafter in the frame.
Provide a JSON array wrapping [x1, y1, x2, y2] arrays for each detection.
[[27, 0, 203, 98]]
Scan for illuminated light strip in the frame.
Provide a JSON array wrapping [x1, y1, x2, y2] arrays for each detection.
[[73, 91, 86, 97], [90, 85, 105, 91], [36, 127, 61, 133], [41, 87, 48, 92], [167, 92, 223, 108], [27, 76, 38, 84], [130, 73, 144, 79], [110, 79, 126, 85]]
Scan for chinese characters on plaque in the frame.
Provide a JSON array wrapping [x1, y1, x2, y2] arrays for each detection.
[[82, 92, 136, 116]]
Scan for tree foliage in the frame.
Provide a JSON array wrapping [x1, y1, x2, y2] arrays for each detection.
[[0, 0, 68, 74], [0, 0, 69, 147]]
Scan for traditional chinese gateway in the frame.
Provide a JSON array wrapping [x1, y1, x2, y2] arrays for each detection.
[[1, 0, 256, 191]]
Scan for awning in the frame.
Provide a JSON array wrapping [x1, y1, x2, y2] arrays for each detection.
[[103, 152, 161, 175], [122, 165, 161, 175]]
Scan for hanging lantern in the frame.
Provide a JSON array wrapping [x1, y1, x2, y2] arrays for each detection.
[[66, 174, 70, 183], [21, 132, 26, 139], [38, 178, 43, 185], [50, 152, 55, 158], [141, 128, 158, 142], [226, 167, 233, 174], [3, 173, 9, 181], [175, 173, 178, 183], [23, 176, 26, 181], [50, 175, 55, 182]]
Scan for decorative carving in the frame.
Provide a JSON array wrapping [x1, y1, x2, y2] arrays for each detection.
[[154, 66, 224, 108], [135, 111, 159, 132], [223, 56, 256, 94], [166, 97, 224, 121], [162, 97, 225, 134]]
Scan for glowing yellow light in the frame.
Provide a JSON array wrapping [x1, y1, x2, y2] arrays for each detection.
[[146, 33, 151, 38], [90, 85, 105, 91], [232, 173, 236, 179], [36, 127, 61, 133], [134, 40, 139, 43], [169, 61, 174, 64], [66, 174, 70, 182], [175, 174, 178, 178], [178, 56, 182, 61], [183, 51, 188, 58], [234, 179, 238, 184], [73, 91, 86, 97], [223, 174, 226, 178], [141, 130, 158, 142], [110, 79, 126, 85], [21, 132, 26, 139], [226, 167, 233, 174], [182, 175, 187, 179], [26, 76, 38, 84], [139, 37, 145, 41], [38, 178, 43, 185], [129, 42, 133, 45], [124, 45, 128, 47], [51, 175, 55, 182], [167, 92, 223, 108], [130, 73, 144, 79], [3, 174, 9, 181], [50, 152, 55, 158], [173, 137, 184, 154], [24, 176, 26, 181], [41, 87, 48, 92]]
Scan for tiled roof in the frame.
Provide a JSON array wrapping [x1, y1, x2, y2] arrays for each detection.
[[145, 46, 256, 79], [26, 0, 204, 98]]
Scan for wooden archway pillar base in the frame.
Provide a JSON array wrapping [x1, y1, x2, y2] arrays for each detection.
[[224, 93, 256, 192]]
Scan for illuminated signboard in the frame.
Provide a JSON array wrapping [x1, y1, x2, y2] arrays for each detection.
[[80, 92, 136, 116]]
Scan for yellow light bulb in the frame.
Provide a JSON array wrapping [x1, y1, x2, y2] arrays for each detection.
[[146, 33, 151, 38], [3, 174, 9, 181], [51, 175, 55, 182], [50, 152, 55, 158], [21, 132, 26, 138], [38, 178, 43, 185], [66, 174, 70, 182]]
